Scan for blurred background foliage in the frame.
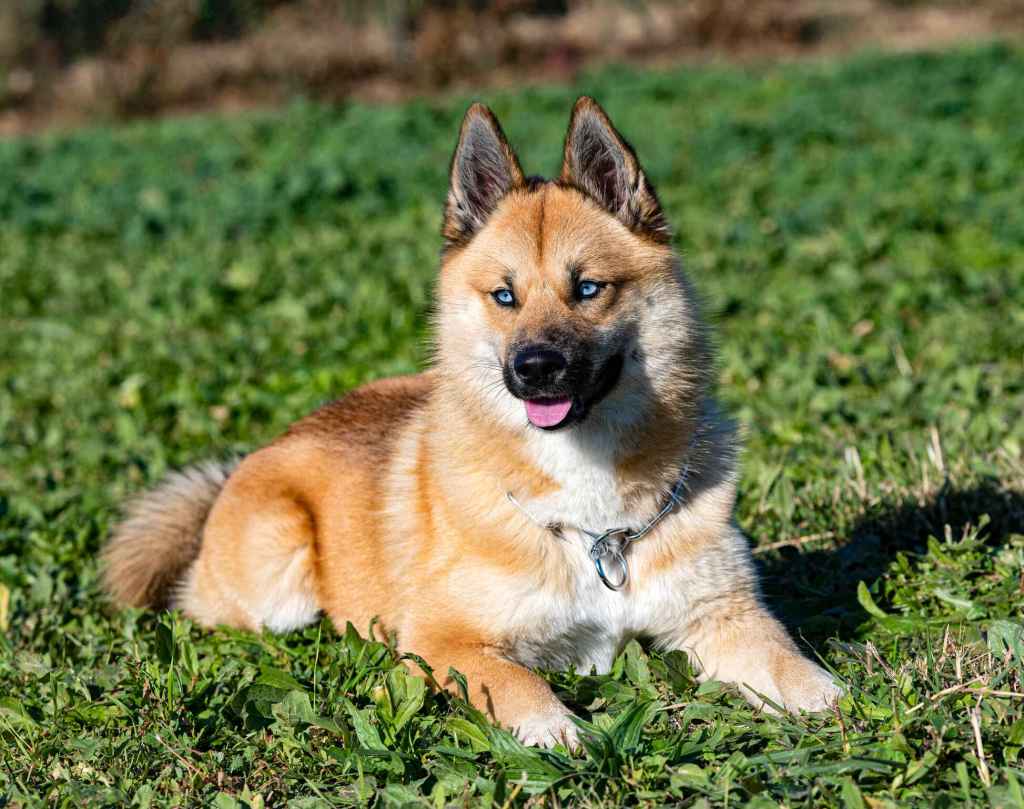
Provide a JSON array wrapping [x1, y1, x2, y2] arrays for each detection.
[[2, 0, 1023, 134]]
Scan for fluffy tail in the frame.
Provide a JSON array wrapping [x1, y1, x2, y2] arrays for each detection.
[[102, 460, 238, 608]]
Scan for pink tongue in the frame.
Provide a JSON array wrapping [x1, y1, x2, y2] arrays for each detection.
[[524, 398, 573, 428]]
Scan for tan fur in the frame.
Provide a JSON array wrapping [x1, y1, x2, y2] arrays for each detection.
[[103, 98, 839, 747], [103, 460, 236, 608]]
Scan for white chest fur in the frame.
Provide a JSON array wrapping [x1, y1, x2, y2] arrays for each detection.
[[505, 535, 663, 674], [519, 427, 638, 532], [492, 429, 690, 674]]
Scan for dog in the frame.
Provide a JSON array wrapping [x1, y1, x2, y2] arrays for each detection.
[[103, 97, 841, 747]]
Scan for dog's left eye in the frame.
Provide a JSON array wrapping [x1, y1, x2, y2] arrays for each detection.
[[492, 288, 516, 307], [576, 280, 603, 300]]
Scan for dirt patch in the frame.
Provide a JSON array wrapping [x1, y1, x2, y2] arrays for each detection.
[[1, 0, 1022, 136]]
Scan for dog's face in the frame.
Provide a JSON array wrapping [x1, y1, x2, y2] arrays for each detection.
[[436, 99, 706, 435]]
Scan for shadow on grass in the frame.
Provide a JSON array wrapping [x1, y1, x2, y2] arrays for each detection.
[[757, 481, 1024, 645]]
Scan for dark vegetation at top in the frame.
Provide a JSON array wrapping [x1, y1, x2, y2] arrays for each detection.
[[2, 0, 1023, 133]]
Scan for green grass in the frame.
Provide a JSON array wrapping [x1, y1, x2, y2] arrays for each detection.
[[2, 42, 1024, 807]]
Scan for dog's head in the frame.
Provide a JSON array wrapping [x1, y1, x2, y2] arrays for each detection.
[[435, 98, 708, 436]]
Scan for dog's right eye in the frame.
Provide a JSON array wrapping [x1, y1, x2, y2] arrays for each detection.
[[492, 288, 516, 307]]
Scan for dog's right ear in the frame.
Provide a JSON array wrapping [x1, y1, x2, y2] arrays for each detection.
[[443, 103, 524, 248], [561, 97, 669, 243]]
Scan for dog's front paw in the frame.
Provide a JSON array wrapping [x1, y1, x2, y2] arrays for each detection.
[[778, 661, 843, 713], [513, 707, 580, 749]]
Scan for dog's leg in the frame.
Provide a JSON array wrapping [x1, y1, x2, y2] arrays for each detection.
[[660, 595, 841, 713], [177, 482, 321, 633], [408, 630, 578, 748]]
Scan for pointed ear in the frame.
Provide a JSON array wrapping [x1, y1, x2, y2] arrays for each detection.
[[443, 103, 524, 247], [560, 97, 669, 242]]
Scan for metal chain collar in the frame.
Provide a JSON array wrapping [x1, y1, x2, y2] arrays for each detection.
[[506, 448, 695, 592]]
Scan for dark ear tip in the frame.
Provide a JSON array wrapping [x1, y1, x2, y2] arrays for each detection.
[[571, 95, 606, 120], [464, 102, 496, 125]]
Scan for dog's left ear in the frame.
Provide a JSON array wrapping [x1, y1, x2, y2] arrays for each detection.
[[443, 103, 525, 248], [560, 97, 669, 243]]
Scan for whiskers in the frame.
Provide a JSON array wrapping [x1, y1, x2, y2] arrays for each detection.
[[470, 357, 512, 405], [471, 357, 504, 374]]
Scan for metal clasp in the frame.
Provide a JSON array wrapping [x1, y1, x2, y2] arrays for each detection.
[[588, 528, 631, 591]]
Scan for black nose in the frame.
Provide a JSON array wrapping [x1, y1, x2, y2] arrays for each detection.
[[513, 347, 567, 386]]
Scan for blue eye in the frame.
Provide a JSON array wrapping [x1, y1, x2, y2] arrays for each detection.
[[577, 280, 602, 300], [493, 288, 516, 307]]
